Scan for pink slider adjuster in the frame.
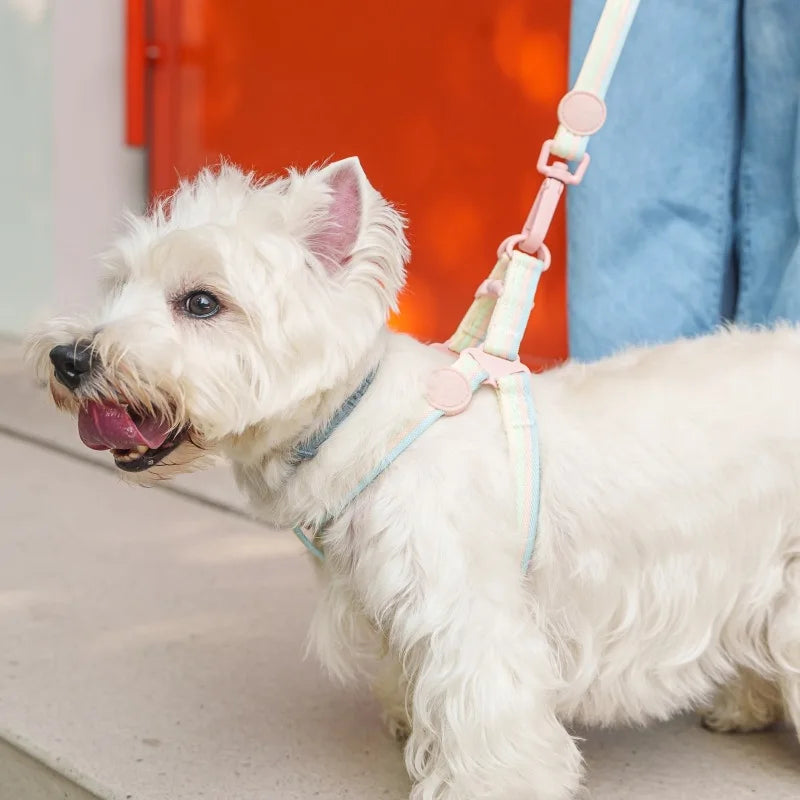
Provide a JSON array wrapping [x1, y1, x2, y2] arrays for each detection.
[[425, 367, 472, 415], [557, 90, 607, 137]]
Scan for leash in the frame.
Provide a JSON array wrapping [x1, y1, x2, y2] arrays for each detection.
[[292, 0, 640, 571]]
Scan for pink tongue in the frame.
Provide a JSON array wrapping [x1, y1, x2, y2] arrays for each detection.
[[78, 402, 172, 451]]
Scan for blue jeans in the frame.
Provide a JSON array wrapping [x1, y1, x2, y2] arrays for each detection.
[[568, 0, 800, 361]]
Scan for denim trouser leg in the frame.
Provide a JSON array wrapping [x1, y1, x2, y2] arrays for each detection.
[[737, 0, 800, 324], [567, 1, 741, 361]]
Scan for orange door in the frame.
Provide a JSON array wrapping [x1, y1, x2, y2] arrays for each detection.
[[139, 1, 570, 365]]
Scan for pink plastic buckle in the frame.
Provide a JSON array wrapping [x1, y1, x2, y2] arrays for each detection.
[[462, 346, 530, 388]]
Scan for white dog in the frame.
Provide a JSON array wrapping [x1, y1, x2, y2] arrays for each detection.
[[29, 159, 800, 800]]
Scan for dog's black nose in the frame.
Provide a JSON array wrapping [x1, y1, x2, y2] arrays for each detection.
[[49, 342, 94, 391]]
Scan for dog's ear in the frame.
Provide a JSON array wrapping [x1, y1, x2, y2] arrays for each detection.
[[309, 157, 365, 274]]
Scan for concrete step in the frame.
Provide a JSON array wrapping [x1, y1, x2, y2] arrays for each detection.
[[1, 338, 798, 799]]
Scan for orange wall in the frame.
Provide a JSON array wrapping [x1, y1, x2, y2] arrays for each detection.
[[148, 1, 570, 364]]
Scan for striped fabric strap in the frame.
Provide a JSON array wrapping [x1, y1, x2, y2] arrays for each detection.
[[293, 352, 489, 561], [447, 255, 510, 353], [551, 0, 640, 162], [454, 250, 545, 571], [496, 372, 541, 573], [483, 250, 547, 361]]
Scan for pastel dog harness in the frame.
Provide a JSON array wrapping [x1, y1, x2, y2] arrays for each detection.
[[293, 0, 640, 572]]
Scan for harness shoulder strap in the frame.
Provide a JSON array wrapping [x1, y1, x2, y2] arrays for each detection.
[[447, 255, 510, 354], [478, 250, 546, 572]]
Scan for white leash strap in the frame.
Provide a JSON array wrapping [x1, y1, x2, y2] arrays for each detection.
[[552, 0, 641, 162]]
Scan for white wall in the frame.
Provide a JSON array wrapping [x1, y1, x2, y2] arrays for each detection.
[[52, 0, 146, 312], [0, 0, 54, 334], [0, 0, 146, 335]]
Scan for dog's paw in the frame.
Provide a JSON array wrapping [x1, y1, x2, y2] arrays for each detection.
[[699, 706, 776, 734], [700, 671, 783, 734], [381, 707, 411, 743]]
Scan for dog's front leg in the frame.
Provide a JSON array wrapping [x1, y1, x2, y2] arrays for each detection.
[[376, 557, 583, 800], [403, 607, 581, 800], [339, 490, 583, 800], [373, 648, 412, 742], [307, 567, 384, 683]]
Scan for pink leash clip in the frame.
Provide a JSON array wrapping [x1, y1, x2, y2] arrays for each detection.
[[497, 140, 591, 260]]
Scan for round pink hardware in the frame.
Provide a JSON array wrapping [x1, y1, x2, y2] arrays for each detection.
[[425, 368, 472, 416], [557, 90, 607, 136]]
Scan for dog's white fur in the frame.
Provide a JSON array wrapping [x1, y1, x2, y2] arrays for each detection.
[[29, 160, 800, 799]]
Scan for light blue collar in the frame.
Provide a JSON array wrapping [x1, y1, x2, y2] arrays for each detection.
[[291, 368, 378, 464]]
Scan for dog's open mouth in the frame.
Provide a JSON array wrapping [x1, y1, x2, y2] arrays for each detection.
[[78, 401, 187, 472]]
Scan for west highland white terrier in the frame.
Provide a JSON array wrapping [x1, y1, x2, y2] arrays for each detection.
[[28, 158, 800, 800]]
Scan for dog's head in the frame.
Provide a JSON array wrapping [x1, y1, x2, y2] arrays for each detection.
[[27, 158, 408, 483]]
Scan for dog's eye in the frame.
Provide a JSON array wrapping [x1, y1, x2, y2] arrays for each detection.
[[182, 291, 220, 319]]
